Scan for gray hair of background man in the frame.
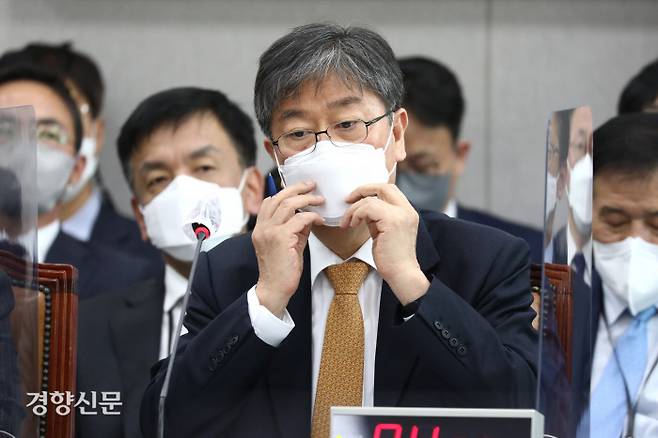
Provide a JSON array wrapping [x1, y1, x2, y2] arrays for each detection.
[[254, 22, 404, 138]]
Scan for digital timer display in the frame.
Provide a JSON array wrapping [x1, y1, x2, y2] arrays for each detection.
[[334, 415, 530, 438], [331, 407, 543, 438]]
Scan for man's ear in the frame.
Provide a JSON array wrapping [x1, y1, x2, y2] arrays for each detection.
[[67, 154, 86, 186], [264, 138, 276, 162], [391, 108, 408, 163], [242, 167, 264, 215], [131, 197, 150, 242], [94, 118, 106, 155], [454, 140, 471, 176]]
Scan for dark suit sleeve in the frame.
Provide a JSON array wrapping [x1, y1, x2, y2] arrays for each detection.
[[140, 245, 276, 437], [0, 272, 24, 435], [400, 236, 537, 408]]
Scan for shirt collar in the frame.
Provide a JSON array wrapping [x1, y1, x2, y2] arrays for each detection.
[[443, 198, 458, 218], [601, 280, 629, 325], [61, 185, 102, 242], [37, 220, 61, 263], [308, 232, 377, 288], [163, 263, 188, 312]]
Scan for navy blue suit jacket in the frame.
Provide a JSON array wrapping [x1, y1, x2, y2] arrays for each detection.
[[45, 231, 160, 300], [90, 193, 162, 263], [77, 277, 164, 438], [141, 210, 538, 437], [458, 205, 543, 264]]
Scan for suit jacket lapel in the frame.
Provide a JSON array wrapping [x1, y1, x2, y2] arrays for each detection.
[[374, 215, 440, 407], [109, 278, 163, 438], [266, 248, 313, 437]]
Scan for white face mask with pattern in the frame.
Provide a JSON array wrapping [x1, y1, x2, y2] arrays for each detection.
[[140, 173, 249, 262]]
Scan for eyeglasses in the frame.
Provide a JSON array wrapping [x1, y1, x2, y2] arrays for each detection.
[[272, 111, 392, 159], [36, 121, 71, 149]]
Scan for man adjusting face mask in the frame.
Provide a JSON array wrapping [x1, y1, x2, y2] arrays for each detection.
[[275, 112, 395, 226], [140, 173, 249, 262]]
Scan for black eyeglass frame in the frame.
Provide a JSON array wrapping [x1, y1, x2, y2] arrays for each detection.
[[271, 110, 393, 158]]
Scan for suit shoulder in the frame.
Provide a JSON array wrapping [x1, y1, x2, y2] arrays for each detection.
[[205, 232, 256, 270], [459, 206, 541, 237], [420, 209, 530, 259]]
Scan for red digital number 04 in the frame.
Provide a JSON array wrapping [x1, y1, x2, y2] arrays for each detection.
[[373, 423, 440, 438]]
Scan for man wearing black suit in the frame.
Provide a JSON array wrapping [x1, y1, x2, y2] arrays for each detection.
[[570, 113, 658, 437], [76, 87, 264, 438], [0, 43, 161, 261], [0, 65, 156, 299], [141, 24, 537, 438], [396, 57, 543, 263]]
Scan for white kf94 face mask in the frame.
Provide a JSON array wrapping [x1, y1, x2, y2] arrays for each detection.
[[276, 123, 395, 226], [567, 153, 593, 235], [140, 173, 249, 262], [594, 237, 658, 315]]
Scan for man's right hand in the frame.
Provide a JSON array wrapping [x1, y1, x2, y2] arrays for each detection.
[[252, 181, 325, 317]]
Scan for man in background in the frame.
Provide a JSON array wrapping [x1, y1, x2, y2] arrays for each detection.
[[0, 42, 160, 259], [578, 112, 658, 437], [76, 87, 263, 438], [618, 58, 658, 114], [396, 56, 543, 263], [0, 64, 154, 298]]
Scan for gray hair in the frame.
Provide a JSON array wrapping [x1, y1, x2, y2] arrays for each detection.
[[254, 22, 404, 138]]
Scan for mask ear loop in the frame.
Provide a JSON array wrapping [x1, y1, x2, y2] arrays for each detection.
[[273, 147, 288, 189], [237, 168, 250, 193], [236, 167, 252, 228], [383, 113, 397, 177]]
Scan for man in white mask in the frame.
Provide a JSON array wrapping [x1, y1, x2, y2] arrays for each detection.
[[0, 64, 155, 300], [396, 57, 543, 263], [141, 23, 537, 438], [76, 87, 263, 438], [0, 43, 159, 260], [582, 113, 658, 437]]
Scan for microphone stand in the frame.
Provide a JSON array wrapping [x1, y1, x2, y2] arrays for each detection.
[[157, 230, 207, 438]]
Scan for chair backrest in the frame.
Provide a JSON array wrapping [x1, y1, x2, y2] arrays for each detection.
[[0, 250, 78, 438], [531, 262, 573, 381]]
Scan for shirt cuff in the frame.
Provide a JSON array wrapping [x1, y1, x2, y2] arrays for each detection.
[[246, 285, 295, 347]]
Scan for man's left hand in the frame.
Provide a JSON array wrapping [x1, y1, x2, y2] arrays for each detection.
[[341, 183, 430, 305]]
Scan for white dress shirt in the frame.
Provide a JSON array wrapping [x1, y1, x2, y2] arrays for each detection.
[[36, 220, 60, 263], [443, 198, 458, 219], [159, 264, 189, 360], [246, 232, 383, 409], [591, 283, 658, 436], [61, 186, 102, 242]]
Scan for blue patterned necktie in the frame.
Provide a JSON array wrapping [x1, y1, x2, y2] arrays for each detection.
[[590, 306, 657, 438]]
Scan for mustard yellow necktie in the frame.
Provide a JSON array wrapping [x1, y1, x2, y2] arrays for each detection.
[[311, 260, 369, 438]]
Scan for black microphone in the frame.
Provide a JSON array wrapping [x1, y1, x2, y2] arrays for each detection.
[[157, 221, 212, 438]]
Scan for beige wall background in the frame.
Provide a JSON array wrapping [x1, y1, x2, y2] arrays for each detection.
[[1, 0, 657, 228]]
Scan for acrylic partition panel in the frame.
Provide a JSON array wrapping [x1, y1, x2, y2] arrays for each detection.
[[537, 106, 593, 438], [0, 105, 39, 438]]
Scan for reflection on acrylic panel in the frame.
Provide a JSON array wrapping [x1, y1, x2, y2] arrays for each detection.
[[0, 105, 39, 438], [538, 106, 593, 438]]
